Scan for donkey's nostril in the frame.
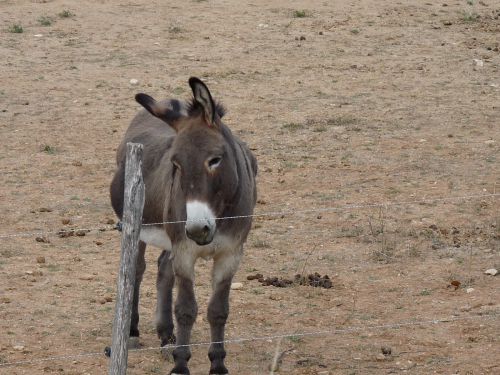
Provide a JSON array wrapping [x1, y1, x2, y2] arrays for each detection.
[[202, 225, 210, 235]]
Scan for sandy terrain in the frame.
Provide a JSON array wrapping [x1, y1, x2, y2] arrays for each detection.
[[0, 0, 499, 374]]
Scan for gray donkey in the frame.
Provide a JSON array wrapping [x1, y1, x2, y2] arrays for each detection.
[[110, 77, 257, 374]]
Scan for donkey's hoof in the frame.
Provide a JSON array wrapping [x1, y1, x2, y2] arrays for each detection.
[[209, 367, 229, 375], [170, 365, 190, 375], [128, 336, 141, 349]]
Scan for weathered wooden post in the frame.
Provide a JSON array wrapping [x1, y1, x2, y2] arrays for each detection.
[[109, 143, 145, 375]]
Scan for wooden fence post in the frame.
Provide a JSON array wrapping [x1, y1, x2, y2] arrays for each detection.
[[109, 143, 145, 375]]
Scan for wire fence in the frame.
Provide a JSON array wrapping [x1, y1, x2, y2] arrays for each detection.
[[0, 190, 498, 370], [0, 191, 498, 239], [0, 311, 497, 368]]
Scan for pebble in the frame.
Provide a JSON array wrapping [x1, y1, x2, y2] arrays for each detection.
[[230, 282, 243, 290], [35, 236, 50, 243], [484, 140, 495, 145], [484, 268, 498, 276], [36, 256, 46, 264], [473, 59, 484, 67], [466, 287, 475, 294], [13, 345, 25, 351], [129, 78, 139, 85], [79, 275, 94, 281]]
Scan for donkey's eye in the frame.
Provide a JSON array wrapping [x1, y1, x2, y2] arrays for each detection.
[[207, 156, 222, 170]]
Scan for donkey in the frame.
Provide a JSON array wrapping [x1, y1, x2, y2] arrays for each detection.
[[110, 77, 257, 375]]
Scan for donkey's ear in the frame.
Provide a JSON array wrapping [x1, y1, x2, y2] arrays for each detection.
[[188, 77, 216, 126], [135, 93, 181, 126]]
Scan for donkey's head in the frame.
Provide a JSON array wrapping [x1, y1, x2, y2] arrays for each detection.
[[136, 78, 239, 245]]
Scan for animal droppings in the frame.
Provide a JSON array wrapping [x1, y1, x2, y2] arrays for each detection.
[[295, 273, 333, 289], [58, 229, 74, 238], [247, 272, 332, 288], [246, 273, 263, 280]]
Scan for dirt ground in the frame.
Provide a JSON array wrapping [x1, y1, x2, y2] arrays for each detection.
[[0, 0, 499, 374]]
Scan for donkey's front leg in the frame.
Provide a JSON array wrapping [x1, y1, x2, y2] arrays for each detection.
[[207, 252, 242, 375], [156, 250, 176, 349], [171, 273, 198, 375]]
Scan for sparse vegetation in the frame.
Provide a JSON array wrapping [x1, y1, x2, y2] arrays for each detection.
[[58, 10, 74, 18], [293, 10, 309, 18], [8, 24, 23, 33], [282, 122, 304, 132], [42, 145, 56, 154], [38, 16, 54, 26], [462, 11, 479, 22]]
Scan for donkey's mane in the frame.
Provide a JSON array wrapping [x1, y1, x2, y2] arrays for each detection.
[[186, 98, 226, 119]]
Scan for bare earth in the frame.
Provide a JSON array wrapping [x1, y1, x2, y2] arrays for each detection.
[[0, 0, 499, 374]]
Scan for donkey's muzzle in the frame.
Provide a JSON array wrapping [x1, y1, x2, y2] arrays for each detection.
[[185, 223, 215, 246], [185, 200, 216, 246]]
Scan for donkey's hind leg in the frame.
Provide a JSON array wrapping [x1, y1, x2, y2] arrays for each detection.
[[156, 250, 176, 353], [129, 241, 147, 347]]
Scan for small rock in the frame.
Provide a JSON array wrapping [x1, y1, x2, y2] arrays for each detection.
[[72, 160, 83, 167], [300, 35, 306, 41], [484, 268, 498, 276], [99, 298, 108, 304], [484, 140, 495, 145], [473, 59, 484, 67], [35, 236, 50, 243], [466, 287, 475, 294], [13, 345, 25, 351], [0, 297, 11, 304], [79, 275, 94, 281], [38, 207, 52, 212], [450, 280, 461, 290], [61, 218, 71, 225], [376, 353, 387, 361], [319, 31, 323, 35], [34, 34, 43, 37], [231, 282, 243, 290], [129, 78, 139, 85], [443, 20, 453, 26], [36, 256, 46, 264], [106, 218, 115, 225], [94, 241, 103, 246], [104, 296, 113, 302], [75, 230, 87, 237]]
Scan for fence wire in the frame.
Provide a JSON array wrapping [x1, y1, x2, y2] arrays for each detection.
[[0, 192, 498, 239], [0, 311, 496, 368]]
